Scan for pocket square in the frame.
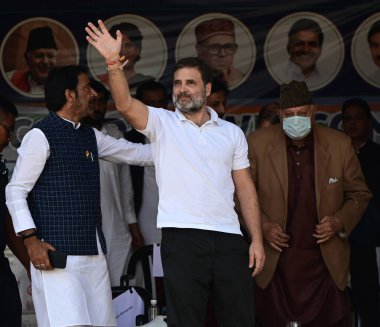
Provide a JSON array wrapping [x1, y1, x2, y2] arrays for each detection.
[[328, 177, 338, 184]]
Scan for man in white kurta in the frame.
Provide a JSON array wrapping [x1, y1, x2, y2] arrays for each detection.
[[99, 124, 138, 286], [6, 65, 153, 327], [83, 79, 147, 286]]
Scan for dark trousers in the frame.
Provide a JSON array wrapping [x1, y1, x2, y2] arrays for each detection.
[[161, 228, 255, 327], [350, 244, 380, 327], [0, 260, 22, 327]]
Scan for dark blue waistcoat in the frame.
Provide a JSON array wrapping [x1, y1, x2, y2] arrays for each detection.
[[28, 112, 106, 255]]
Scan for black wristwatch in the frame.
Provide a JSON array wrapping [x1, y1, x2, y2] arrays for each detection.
[[20, 231, 38, 241]]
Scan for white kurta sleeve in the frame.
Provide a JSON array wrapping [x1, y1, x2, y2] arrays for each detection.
[[94, 128, 153, 166], [6, 128, 50, 234]]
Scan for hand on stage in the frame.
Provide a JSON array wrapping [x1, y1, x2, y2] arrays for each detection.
[[262, 220, 290, 252], [249, 240, 265, 277], [313, 215, 343, 243]]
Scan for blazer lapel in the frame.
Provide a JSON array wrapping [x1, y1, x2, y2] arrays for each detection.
[[269, 130, 288, 204], [314, 125, 330, 216]]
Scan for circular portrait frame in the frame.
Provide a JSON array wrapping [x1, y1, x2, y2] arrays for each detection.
[[175, 12, 256, 90], [351, 13, 380, 88], [264, 12, 344, 91], [0, 17, 79, 98], [87, 14, 167, 88]]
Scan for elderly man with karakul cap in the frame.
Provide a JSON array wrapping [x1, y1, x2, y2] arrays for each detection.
[[194, 17, 244, 88], [7, 26, 58, 96], [247, 80, 371, 326]]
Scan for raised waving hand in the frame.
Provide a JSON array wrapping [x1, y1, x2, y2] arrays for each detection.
[[85, 20, 122, 63]]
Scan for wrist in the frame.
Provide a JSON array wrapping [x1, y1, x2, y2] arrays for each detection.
[[105, 55, 128, 71], [20, 231, 38, 241], [105, 55, 121, 65]]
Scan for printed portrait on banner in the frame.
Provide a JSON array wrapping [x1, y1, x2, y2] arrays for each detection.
[[351, 12, 380, 89], [87, 14, 167, 95], [0, 17, 79, 98], [264, 12, 344, 91], [175, 12, 256, 90]]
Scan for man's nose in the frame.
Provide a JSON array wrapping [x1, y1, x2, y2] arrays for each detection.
[[42, 55, 50, 63], [179, 84, 188, 93], [217, 47, 227, 56]]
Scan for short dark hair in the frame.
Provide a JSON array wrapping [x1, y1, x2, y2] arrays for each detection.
[[173, 57, 213, 86], [135, 80, 168, 101], [368, 20, 380, 43], [45, 65, 88, 112], [0, 94, 18, 117], [109, 22, 143, 49], [210, 77, 229, 96], [287, 18, 324, 48], [341, 98, 372, 119], [90, 79, 110, 103]]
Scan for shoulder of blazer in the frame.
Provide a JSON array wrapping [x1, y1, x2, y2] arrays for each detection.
[[313, 124, 351, 148], [248, 124, 284, 148]]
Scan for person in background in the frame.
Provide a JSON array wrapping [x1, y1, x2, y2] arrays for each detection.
[[248, 81, 371, 326], [6, 65, 153, 327], [206, 77, 229, 119], [0, 95, 29, 327], [256, 102, 280, 129], [81, 79, 146, 286], [86, 19, 265, 327], [7, 26, 58, 96], [341, 97, 380, 327], [195, 17, 244, 88], [126, 80, 169, 246]]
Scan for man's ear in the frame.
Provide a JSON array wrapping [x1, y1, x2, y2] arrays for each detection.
[[205, 82, 212, 97], [65, 89, 75, 104]]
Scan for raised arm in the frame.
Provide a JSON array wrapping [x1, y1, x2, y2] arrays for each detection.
[[85, 20, 148, 130]]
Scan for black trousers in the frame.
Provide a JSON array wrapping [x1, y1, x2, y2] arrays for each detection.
[[349, 244, 380, 327], [161, 228, 255, 327], [0, 260, 22, 327]]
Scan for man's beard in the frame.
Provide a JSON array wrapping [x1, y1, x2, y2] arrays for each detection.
[[173, 88, 206, 114]]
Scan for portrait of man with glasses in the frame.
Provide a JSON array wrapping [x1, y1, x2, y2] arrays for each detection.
[[195, 17, 244, 88]]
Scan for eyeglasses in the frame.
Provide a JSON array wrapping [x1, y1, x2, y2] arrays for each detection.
[[0, 122, 14, 139], [198, 43, 238, 55]]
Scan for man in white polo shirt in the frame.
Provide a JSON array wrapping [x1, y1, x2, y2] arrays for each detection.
[[86, 20, 265, 327]]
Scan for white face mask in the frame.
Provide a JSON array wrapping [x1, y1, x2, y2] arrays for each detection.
[[282, 116, 311, 140]]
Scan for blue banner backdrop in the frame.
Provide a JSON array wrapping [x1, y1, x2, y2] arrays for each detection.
[[1, 0, 380, 163]]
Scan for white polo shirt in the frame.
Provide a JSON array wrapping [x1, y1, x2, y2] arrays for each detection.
[[138, 106, 249, 235]]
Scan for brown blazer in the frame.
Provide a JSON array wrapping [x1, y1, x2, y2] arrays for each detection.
[[248, 124, 372, 290]]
